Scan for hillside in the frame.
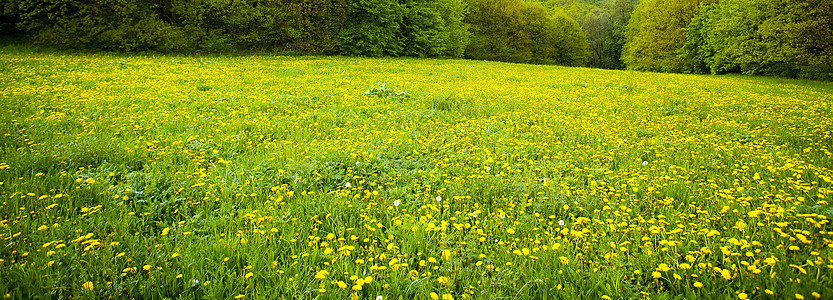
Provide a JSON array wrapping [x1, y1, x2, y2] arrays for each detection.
[[1, 45, 832, 299]]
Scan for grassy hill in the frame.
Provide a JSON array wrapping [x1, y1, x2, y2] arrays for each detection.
[[1, 45, 832, 299]]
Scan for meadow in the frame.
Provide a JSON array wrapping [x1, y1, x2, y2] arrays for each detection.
[[1, 44, 832, 299]]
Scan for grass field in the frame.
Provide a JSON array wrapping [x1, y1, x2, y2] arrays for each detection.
[[1, 44, 832, 299]]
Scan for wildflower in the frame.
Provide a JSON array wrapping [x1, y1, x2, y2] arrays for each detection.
[[693, 282, 703, 288], [82, 281, 93, 291], [796, 294, 805, 300], [558, 220, 565, 226], [642, 161, 648, 166], [436, 196, 442, 202], [394, 200, 400, 207], [739, 292, 748, 299]]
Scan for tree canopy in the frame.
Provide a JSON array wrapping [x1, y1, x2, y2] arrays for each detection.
[[2, 0, 831, 79], [464, 0, 588, 66]]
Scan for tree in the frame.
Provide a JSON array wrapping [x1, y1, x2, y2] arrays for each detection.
[[337, 0, 404, 56], [702, 0, 833, 79], [622, 0, 716, 72], [398, 0, 469, 57], [464, 0, 587, 66]]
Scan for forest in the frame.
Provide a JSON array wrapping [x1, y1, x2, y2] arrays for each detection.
[[1, 0, 831, 79]]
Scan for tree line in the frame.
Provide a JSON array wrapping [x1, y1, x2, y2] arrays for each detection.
[[623, 0, 832, 80], [0, 0, 587, 66], [1, 0, 830, 79]]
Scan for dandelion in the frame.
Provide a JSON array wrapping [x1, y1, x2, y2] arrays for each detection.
[[345, 182, 351, 188], [642, 161, 648, 166], [739, 292, 748, 299], [436, 196, 442, 202], [82, 281, 93, 291], [393, 200, 400, 207]]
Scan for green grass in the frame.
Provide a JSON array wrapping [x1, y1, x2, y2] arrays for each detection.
[[1, 43, 832, 299]]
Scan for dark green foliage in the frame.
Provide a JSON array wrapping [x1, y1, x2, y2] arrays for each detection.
[[600, 0, 634, 69], [4, 0, 468, 58], [686, 0, 833, 80], [399, 0, 470, 57], [622, 0, 715, 72], [464, 0, 588, 66], [679, 4, 717, 74], [338, 0, 405, 56], [555, 0, 634, 69]]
